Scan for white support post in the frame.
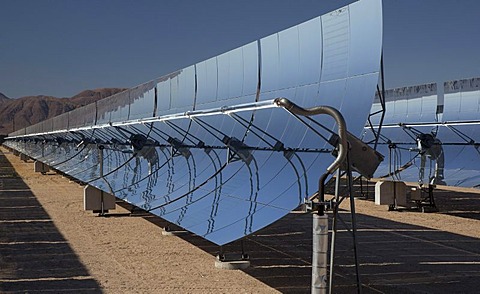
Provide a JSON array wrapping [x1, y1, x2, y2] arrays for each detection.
[[312, 213, 328, 294]]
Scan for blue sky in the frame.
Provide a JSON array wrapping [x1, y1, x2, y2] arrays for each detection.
[[1, 0, 480, 98]]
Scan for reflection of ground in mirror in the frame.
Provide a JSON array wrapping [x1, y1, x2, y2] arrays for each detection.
[[0, 150, 102, 293]]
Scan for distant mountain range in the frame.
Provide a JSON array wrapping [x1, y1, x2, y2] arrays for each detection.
[[0, 88, 127, 135]]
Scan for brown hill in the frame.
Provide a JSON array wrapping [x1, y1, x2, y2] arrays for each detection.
[[0, 88, 126, 135], [0, 93, 10, 103]]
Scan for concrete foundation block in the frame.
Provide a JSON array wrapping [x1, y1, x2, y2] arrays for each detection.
[[375, 181, 407, 206], [215, 260, 250, 270], [20, 153, 29, 162], [161, 228, 189, 236], [410, 187, 423, 201], [84, 185, 116, 211], [34, 161, 50, 173], [214, 255, 250, 270]]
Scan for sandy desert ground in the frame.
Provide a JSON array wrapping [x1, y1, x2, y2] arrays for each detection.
[[1, 146, 480, 293]]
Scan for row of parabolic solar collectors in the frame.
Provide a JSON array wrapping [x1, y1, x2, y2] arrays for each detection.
[[365, 77, 480, 187], [4, 0, 383, 246], [368, 77, 480, 126]]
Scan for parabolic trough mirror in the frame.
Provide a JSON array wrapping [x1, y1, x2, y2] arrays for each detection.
[[4, 0, 383, 246], [364, 77, 480, 188]]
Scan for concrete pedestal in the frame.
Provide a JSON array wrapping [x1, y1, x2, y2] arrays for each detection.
[[410, 187, 423, 201], [34, 161, 50, 173], [214, 259, 250, 270], [84, 185, 116, 212], [161, 228, 188, 236], [214, 254, 250, 270], [20, 153, 29, 162], [375, 181, 407, 206]]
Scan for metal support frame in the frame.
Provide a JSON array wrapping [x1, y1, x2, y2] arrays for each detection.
[[304, 152, 363, 293], [277, 99, 380, 293], [312, 161, 362, 294], [215, 241, 251, 270], [274, 98, 360, 294], [365, 54, 387, 150], [95, 145, 108, 216], [413, 184, 438, 213], [334, 157, 362, 293], [217, 240, 250, 262]]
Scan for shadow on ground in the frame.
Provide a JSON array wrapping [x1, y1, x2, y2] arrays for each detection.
[[0, 150, 103, 293]]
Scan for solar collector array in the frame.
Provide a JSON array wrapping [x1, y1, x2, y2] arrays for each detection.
[[5, 0, 382, 245]]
